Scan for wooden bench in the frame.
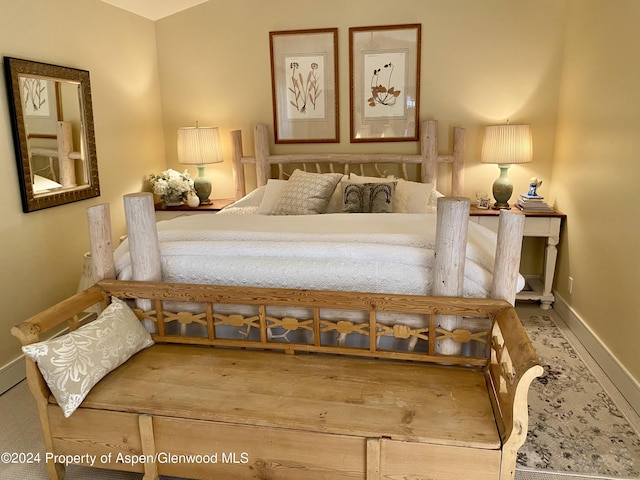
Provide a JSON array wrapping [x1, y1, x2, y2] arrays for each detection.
[[12, 279, 542, 480]]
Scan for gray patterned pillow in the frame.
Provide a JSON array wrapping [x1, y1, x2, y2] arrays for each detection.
[[271, 170, 343, 215], [22, 297, 154, 417], [343, 182, 397, 213]]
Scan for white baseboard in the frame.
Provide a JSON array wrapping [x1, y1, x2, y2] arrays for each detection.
[[0, 355, 25, 395], [553, 292, 640, 417]]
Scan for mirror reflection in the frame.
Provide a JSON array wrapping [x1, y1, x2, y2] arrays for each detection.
[[4, 57, 100, 212]]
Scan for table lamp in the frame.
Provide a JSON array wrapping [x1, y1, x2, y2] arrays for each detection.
[[177, 125, 223, 205], [481, 123, 533, 209]]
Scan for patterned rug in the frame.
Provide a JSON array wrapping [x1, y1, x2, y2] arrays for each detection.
[[519, 314, 640, 478]]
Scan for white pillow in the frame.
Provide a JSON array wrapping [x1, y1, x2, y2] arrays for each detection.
[[257, 179, 288, 214], [271, 170, 343, 215], [22, 297, 154, 417], [430, 189, 444, 207], [394, 179, 435, 213]]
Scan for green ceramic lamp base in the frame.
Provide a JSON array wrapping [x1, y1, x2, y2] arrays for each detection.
[[194, 165, 212, 205], [491, 164, 513, 210]]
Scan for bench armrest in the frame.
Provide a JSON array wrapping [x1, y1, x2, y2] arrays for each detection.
[[487, 307, 544, 480], [11, 285, 108, 346]]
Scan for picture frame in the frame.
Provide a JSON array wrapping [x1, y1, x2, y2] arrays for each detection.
[[475, 191, 491, 209], [477, 198, 491, 209], [349, 24, 421, 143], [269, 28, 339, 143]]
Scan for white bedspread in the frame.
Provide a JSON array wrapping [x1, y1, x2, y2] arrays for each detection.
[[114, 212, 524, 298]]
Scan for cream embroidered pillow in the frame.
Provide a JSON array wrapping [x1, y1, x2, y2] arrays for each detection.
[[22, 297, 154, 417], [272, 170, 343, 215], [394, 179, 435, 213]]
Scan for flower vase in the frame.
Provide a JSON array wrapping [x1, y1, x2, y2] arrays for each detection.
[[164, 194, 183, 207]]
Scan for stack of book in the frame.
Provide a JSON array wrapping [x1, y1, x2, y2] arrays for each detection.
[[515, 194, 555, 212]]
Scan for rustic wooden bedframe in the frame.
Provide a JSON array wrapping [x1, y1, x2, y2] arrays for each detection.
[[13, 278, 542, 480]]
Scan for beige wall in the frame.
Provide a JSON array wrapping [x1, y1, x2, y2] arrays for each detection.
[[155, 0, 567, 203], [551, 0, 640, 381], [0, 0, 166, 371]]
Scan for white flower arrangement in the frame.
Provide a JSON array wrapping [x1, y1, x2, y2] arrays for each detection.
[[146, 169, 195, 204]]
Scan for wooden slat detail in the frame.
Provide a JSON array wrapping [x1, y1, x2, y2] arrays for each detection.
[[366, 438, 381, 480], [133, 304, 492, 365], [138, 415, 159, 480]]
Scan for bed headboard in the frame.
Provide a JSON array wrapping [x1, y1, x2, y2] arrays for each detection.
[[230, 120, 465, 200]]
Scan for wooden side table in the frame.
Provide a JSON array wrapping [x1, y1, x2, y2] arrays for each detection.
[[469, 204, 566, 309], [154, 198, 235, 220]]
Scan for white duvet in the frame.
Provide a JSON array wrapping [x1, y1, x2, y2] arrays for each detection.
[[114, 212, 524, 298]]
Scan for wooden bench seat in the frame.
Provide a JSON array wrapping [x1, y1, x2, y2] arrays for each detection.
[[13, 280, 543, 480], [84, 345, 501, 448]]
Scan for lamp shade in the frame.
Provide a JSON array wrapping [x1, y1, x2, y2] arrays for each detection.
[[481, 124, 533, 165], [177, 126, 223, 165]]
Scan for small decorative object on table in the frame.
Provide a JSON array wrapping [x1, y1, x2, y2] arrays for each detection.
[[475, 191, 490, 209], [186, 192, 200, 208], [527, 176, 543, 197], [146, 169, 195, 207], [516, 177, 554, 212]]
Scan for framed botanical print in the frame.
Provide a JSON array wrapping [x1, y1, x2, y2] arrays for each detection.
[[269, 28, 339, 143], [349, 24, 421, 143]]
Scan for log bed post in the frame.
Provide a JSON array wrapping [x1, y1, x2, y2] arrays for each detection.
[[123, 193, 162, 313], [254, 123, 270, 187], [433, 197, 470, 355], [491, 210, 526, 305], [421, 120, 465, 196], [451, 126, 465, 197], [231, 129, 246, 200], [87, 203, 115, 282], [421, 120, 438, 188]]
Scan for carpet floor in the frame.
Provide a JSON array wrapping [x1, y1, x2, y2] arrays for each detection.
[[1, 302, 638, 480]]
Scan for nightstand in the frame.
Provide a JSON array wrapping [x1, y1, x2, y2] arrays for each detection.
[[154, 198, 235, 220], [469, 204, 566, 309]]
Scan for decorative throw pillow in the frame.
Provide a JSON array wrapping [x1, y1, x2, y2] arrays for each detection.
[[342, 182, 397, 213], [324, 175, 349, 213], [393, 179, 435, 213], [271, 170, 343, 215], [256, 179, 288, 214], [22, 297, 154, 417]]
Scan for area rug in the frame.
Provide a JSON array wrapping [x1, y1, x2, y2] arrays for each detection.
[[519, 314, 640, 478]]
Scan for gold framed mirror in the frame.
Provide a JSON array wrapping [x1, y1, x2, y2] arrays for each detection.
[[4, 57, 100, 212]]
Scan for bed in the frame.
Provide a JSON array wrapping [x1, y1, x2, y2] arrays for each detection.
[[87, 119, 525, 354]]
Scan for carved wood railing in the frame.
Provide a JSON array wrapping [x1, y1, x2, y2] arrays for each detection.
[[99, 279, 514, 368]]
